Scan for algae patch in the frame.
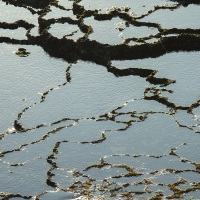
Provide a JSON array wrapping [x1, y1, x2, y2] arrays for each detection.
[[15, 48, 30, 57]]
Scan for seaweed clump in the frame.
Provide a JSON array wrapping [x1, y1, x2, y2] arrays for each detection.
[[15, 48, 30, 57]]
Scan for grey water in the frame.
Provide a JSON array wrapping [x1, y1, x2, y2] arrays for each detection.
[[0, 0, 200, 199]]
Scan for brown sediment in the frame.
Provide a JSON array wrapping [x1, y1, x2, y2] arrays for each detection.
[[170, 0, 200, 6], [0, 193, 32, 199], [3, 0, 55, 9], [15, 48, 30, 57], [0, 20, 34, 30]]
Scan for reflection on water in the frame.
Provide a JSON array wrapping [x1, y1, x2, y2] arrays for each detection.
[[0, 0, 200, 199]]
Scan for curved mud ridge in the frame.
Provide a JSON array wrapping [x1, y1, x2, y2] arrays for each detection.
[[0, 0, 200, 199]]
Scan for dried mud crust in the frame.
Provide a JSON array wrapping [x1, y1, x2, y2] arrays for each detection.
[[0, 0, 200, 199]]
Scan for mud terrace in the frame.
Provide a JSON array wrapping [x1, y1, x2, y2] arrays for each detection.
[[0, 0, 200, 199]]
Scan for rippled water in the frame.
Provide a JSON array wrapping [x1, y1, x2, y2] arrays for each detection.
[[0, 0, 200, 199]]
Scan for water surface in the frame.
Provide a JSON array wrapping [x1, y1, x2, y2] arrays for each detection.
[[0, 0, 200, 199]]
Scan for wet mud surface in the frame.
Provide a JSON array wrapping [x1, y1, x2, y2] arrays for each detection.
[[0, 0, 200, 199]]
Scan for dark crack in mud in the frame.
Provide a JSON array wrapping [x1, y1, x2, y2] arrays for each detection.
[[0, 0, 200, 199]]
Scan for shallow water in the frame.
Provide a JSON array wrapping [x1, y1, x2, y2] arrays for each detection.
[[0, 0, 200, 199]]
